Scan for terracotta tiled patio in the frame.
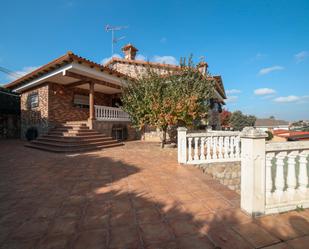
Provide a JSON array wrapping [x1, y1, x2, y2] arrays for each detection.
[[0, 140, 308, 249]]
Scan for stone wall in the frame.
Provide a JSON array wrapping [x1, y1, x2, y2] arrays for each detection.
[[198, 162, 241, 193], [20, 84, 49, 139], [93, 120, 139, 141]]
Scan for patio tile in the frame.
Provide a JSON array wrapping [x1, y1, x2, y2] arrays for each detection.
[[168, 219, 200, 237], [204, 197, 233, 211], [37, 234, 72, 249], [286, 235, 309, 249], [140, 222, 174, 243], [232, 221, 281, 248], [13, 219, 49, 239], [73, 229, 108, 249], [49, 218, 78, 235], [109, 225, 140, 249]]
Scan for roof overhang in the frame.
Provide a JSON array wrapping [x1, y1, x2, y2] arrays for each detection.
[[11, 61, 127, 94]]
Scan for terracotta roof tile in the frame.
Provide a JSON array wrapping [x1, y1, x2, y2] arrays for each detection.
[[4, 52, 130, 90]]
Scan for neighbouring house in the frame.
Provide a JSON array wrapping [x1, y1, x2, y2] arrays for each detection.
[[0, 87, 20, 138], [271, 129, 309, 142], [4, 44, 226, 152], [255, 118, 290, 131]]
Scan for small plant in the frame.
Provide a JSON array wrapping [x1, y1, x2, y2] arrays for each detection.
[[295, 205, 304, 212], [265, 130, 273, 141]]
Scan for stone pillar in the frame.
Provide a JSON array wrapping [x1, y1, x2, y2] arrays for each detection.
[[240, 127, 267, 216], [88, 82, 95, 129], [177, 127, 187, 164]]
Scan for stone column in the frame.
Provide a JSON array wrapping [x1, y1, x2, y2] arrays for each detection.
[[88, 82, 95, 129], [240, 127, 267, 216], [177, 127, 187, 164]]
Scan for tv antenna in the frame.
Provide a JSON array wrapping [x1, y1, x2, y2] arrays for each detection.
[[105, 25, 128, 55]]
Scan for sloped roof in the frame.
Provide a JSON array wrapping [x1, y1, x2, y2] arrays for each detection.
[[105, 57, 226, 99], [4, 52, 130, 91], [255, 118, 289, 127]]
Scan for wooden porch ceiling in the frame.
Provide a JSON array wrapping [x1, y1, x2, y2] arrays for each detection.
[[64, 71, 122, 90]]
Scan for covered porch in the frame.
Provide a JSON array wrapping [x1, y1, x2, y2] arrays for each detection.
[[13, 52, 131, 126]]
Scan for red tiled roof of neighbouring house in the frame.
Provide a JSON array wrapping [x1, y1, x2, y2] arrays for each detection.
[[255, 118, 290, 127], [4, 52, 131, 91]]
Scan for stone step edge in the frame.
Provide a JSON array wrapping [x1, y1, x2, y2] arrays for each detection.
[[25, 142, 124, 153]]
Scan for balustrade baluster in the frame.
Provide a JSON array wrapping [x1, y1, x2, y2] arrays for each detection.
[[194, 137, 199, 161], [265, 152, 274, 203], [213, 137, 218, 159], [200, 137, 206, 160], [224, 136, 229, 158], [235, 136, 240, 159], [218, 137, 223, 159], [188, 137, 193, 162], [287, 151, 297, 196], [230, 136, 235, 158], [274, 151, 287, 199], [298, 150, 309, 192], [206, 137, 211, 160]]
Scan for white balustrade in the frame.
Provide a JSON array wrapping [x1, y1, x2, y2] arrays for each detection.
[[177, 128, 241, 164], [263, 141, 309, 214], [94, 105, 130, 121]]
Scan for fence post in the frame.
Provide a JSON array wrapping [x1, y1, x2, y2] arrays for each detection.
[[240, 127, 267, 216], [177, 127, 187, 164]]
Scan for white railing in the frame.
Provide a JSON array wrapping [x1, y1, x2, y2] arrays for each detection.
[[264, 142, 309, 214], [94, 105, 130, 121], [177, 127, 241, 164], [240, 127, 309, 216]]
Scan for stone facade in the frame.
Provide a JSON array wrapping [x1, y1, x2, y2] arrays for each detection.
[[109, 62, 172, 78], [198, 162, 241, 193]]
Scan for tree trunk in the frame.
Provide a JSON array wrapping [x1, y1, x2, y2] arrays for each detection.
[[161, 127, 167, 148]]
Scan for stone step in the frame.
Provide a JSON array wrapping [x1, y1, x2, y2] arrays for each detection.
[[25, 142, 123, 153], [48, 131, 101, 136], [37, 136, 114, 144], [42, 134, 109, 139], [64, 121, 88, 125], [31, 139, 119, 148], [50, 127, 90, 132]]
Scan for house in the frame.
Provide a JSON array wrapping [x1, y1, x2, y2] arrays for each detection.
[[255, 118, 290, 131], [4, 44, 226, 152]]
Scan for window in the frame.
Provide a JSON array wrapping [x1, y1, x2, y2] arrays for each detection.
[[28, 93, 39, 109], [73, 94, 89, 108]]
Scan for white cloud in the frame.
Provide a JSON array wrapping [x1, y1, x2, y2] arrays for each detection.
[[152, 55, 178, 65], [258, 65, 284, 75], [225, 95, 238, 103], [226, 89, 241, 94], [7, 66, 38, 81], [294, 51, 309, 63], [254, 88, 276, 95], [101, 53, 121, 65], [160, 37, 167, 43], [273, 95, 309, 103], [135, 54, 146, 61]]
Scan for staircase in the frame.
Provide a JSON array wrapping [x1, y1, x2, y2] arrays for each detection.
[[25, 121, 123, 153]]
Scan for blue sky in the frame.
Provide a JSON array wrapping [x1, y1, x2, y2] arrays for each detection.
[[1, 0, 308, 121]]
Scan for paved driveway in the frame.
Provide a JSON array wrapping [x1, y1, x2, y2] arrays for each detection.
[[0, 140, 308, 249]]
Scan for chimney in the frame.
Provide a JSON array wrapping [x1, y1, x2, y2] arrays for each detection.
[[122, 44, 138, 60], [197, 61, 208, 75]]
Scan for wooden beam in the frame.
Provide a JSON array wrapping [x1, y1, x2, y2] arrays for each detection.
[[64, 71, 121, 90], [65, 80, 89, 88]]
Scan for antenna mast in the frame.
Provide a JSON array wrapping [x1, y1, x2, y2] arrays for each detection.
[[105, 24, 128, 55]]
